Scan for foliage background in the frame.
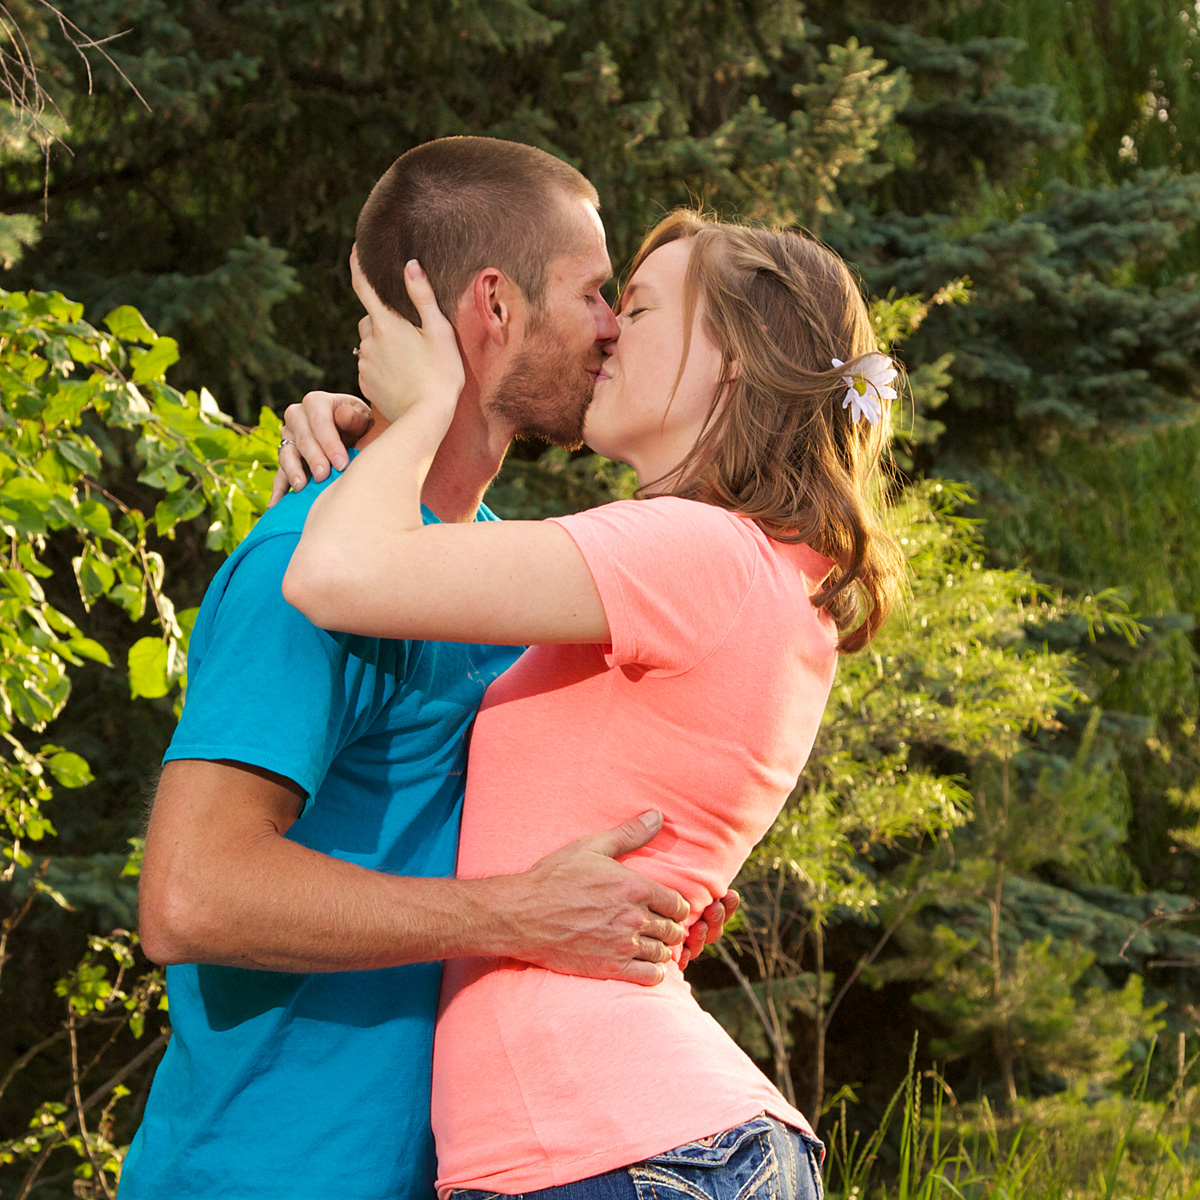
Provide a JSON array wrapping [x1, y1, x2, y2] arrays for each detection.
[[1, 1, 1198, 1196]]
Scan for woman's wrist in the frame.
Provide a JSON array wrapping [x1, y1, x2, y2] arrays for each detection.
[[369, 384, 458, 428]]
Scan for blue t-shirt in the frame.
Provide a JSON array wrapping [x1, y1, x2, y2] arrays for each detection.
[[119, 470, 521, 1200]]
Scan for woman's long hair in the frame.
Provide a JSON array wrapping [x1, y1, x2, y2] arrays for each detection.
[[624, 209, 904, 653]]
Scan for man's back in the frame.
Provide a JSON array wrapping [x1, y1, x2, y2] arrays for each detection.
[[120, 474, 520, 1199]]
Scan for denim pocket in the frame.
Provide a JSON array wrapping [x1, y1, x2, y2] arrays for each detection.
[[791, 1132, 825, 1200], [628, 1116, 776, 1200]]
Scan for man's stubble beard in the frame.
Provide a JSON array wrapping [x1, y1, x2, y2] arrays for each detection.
[[489, 323, 597, 450]]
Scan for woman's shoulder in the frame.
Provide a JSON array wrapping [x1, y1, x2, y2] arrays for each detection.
[[580, 494, 757, 538]]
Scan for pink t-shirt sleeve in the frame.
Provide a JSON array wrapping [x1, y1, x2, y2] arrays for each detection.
[[548, 496, 758, 675]]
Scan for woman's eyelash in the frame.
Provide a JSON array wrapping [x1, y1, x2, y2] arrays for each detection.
[[624, 307, 646, 318]]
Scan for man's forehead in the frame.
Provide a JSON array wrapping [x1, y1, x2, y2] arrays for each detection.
[[548, 200, 612, 284]]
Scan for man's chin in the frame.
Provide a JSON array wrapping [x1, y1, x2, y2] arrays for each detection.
[[517, 384, 593, 449]]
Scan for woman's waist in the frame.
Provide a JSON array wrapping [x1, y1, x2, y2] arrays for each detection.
[[431, 961, 809, 1189], [433, 960, 787, 1114]]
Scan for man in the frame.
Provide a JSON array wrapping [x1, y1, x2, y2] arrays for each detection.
[[123, 139, 727, 1200]]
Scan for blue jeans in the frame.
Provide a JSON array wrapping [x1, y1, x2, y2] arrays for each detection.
[[450, 1115, 824, 1200]]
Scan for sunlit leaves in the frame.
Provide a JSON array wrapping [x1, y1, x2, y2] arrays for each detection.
[[0, 288, 278, 921]]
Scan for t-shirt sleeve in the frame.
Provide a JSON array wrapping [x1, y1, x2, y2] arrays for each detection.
[[164, 533, 370, 806], [549, 497, 758, 675]]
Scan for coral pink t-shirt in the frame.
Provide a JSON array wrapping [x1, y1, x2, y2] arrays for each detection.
[[432, 496, 838, 1195]]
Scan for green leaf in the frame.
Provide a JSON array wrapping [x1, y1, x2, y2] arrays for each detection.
[[103, 306, 158, 344], [65, 334, 105, 365], [109, 563, 146, 621], [130, 338, 180, 384], [43, 380, 96, 426], [66, 636, 111, 666], [56, 438, 103, 477], [73, 551, 116, 606], [0, 477, 54, 505], [0, 567, 34, 602], [47, 750, 93, 788], [154, 488, 206, 537], [177, 606, 200, 640], [128, 637, 170, 699], [77, 499, 113, 535]]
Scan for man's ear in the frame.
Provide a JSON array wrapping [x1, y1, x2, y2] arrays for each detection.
[[469, 268, 524, 347]]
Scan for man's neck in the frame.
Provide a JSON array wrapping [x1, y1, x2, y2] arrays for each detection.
[[421, 424, 509, 524], [359, 383, 513, 524]]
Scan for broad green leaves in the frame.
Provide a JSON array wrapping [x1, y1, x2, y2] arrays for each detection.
[[0, 288, 278, 918]]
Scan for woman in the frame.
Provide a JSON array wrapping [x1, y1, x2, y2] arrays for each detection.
[[283, 209, 903, 1200]]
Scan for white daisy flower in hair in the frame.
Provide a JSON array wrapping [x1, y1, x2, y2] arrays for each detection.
[[832, 352, 897, 426]]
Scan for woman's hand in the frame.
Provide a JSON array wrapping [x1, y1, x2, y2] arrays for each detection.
[[350, 247, 465, 425], [269, 391, 373, 506]]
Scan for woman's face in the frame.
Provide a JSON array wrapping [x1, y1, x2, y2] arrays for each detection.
[[583, 238, 725, 486]]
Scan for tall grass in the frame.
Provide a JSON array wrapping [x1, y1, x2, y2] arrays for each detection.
[[821, 1042, 1200, 1199]]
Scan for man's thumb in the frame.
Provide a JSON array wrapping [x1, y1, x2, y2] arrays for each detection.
[[592, 810, 662, 859]]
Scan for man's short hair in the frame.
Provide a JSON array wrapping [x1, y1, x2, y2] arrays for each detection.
[[356, 137, 600, 324]]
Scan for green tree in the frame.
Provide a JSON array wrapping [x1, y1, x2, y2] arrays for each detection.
[[2, 0, 1198, 1172], [0, 288, 280, 1196]]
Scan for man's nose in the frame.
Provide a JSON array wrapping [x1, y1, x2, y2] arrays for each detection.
[[594, 296, 619, 344]]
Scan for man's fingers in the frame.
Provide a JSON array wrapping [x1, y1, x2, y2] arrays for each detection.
[[617, 960, 668, 987], [699, 899, 726, 947], [632, 935, 672, 965], [683, 917, 708, 962], [583, 810, 663, 860], [641, 915, 687, 949], [643, 879, 690, 926], [707, 890, 740, 945]]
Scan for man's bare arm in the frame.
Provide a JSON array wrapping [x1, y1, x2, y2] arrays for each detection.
[[139, 759, 689, 986]]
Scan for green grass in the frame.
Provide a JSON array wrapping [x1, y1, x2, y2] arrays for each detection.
[[821, 1046, 1200, 1199]]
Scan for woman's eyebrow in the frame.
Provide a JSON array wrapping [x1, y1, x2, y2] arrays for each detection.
[[619, 281, 656, 307]]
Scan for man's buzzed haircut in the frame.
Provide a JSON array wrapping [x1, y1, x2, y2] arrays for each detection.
[[356, 136, 600, 324]]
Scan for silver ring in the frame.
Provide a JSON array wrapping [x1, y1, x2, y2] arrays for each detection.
[[279, 437, 296, 449], [352, 347, 361, 358]]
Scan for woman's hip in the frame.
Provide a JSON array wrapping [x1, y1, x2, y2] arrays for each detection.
[[448, 1115, 824, 1200]]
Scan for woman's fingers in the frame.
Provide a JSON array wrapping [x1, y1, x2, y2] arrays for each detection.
[[349, 244, 388, 324], [308, 392, 370, 471], [268, 465, 291, 508], [282, 398, 334, 483], [402, 260, 446, 332]]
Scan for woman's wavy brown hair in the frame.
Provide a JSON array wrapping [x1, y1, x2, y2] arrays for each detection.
[[623, 209, 904, 653]]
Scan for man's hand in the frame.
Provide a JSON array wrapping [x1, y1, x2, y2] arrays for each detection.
[[678, 890, 740, 970], [478, 810, 690, 986], [140, 762, 688, 982], [270, 390, 373, 506]]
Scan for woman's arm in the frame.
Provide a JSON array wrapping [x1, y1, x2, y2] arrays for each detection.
[[283, 256, 610, 646]]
